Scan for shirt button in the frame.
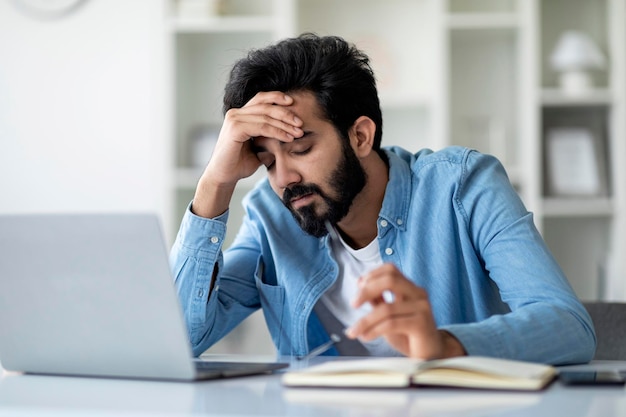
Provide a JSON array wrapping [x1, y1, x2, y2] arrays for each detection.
[[210, 236, 219, 244], [385, 248, 393, 255], [380, 220, 388, 227], [396, 219, 403, 225]]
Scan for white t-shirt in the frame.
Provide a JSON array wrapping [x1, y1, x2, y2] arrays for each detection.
[[320, 226, 401, 357]]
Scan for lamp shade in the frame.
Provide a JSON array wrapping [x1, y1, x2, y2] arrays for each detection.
[[550, 31, 606, 71]]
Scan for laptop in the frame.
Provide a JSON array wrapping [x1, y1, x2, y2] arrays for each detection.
[[0, 213, 288, 381]]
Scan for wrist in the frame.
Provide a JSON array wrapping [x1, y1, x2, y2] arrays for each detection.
[[439, 330, 467, 358], [191, 175, 237, 219]]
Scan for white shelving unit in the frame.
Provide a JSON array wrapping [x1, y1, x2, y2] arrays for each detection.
[[442, 0, 625, 302], [536, 0, 625, 301], [165, 0, 626, 352]]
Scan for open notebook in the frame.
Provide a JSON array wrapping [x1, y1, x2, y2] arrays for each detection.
[[282, 356, 556, 391], [0, 213, 287, 381]]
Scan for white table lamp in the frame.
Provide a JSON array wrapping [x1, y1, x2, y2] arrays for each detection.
[[550, 31, 606, 94]]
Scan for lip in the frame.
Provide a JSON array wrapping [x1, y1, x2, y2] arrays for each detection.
[[290, 193, 315, 210]]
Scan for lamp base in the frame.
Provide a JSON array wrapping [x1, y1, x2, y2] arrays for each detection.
[[558, 71, 594, 95]]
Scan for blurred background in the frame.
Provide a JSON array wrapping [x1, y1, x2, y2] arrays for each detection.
[[1, 0, 624, 355]]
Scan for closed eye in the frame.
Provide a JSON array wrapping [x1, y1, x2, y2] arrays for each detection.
[[291, 146, 312, 156]]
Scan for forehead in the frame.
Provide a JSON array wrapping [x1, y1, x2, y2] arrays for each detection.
[[287, 90, 326, 120]]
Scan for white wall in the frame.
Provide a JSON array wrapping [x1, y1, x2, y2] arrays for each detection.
[[0, 0, 168, 219]]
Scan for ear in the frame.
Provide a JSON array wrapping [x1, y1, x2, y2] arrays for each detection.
[[349, 116, 377, 158]]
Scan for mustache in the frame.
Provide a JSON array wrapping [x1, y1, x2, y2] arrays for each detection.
[[282, 184, 324, 207]]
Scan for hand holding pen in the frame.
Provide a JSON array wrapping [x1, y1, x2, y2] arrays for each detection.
[[345, 263, 466, 360], [318, 221, 465, 360]]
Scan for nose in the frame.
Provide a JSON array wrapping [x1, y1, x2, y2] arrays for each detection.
[[273, 154, 301, 190]]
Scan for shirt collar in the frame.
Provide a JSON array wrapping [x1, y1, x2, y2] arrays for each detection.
[[378, 148, 412, 232]]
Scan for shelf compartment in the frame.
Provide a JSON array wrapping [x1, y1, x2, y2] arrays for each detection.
[[541, 106, 611, 198], [540, 0, 609, 90]]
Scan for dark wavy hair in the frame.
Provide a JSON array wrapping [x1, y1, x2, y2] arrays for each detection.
[[223, 33, 383, 150]]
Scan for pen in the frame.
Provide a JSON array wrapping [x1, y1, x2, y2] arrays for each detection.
[[324, 220, 340, 241], [297, 333, 341, 361]]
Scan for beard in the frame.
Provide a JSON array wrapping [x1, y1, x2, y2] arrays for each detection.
[[282, 141, 367, 237]]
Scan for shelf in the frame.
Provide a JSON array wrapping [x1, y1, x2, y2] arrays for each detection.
[[540, 89, 613, 107], [175, 168, 266, 190], [447, 12, 519, 30], [167, 16, 275, 33], [542, 197, 613, 218]]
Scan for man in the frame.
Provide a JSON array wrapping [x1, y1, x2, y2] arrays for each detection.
[[170, 34, 595, 364]]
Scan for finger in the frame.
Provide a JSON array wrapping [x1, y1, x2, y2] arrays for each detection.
[[356, 314, 418, 343], [224, 107, 303, 143], [352, 265, 424, 308], [360, 305, 436, 343], [239, 100, 303, 127], [370, 316, 442, 360], [244, 91, 294, 107], [346, 298, 430, 340], [242, 112, 304, 141], [243, 93, 304, 133]]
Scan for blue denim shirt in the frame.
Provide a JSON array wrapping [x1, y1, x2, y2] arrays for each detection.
[[170, 146, 596, 364]]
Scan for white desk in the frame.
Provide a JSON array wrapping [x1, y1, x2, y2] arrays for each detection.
[[1, 360, 625, 417]]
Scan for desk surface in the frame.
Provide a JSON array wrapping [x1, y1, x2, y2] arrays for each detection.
[[1, 359, 626, 417]]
